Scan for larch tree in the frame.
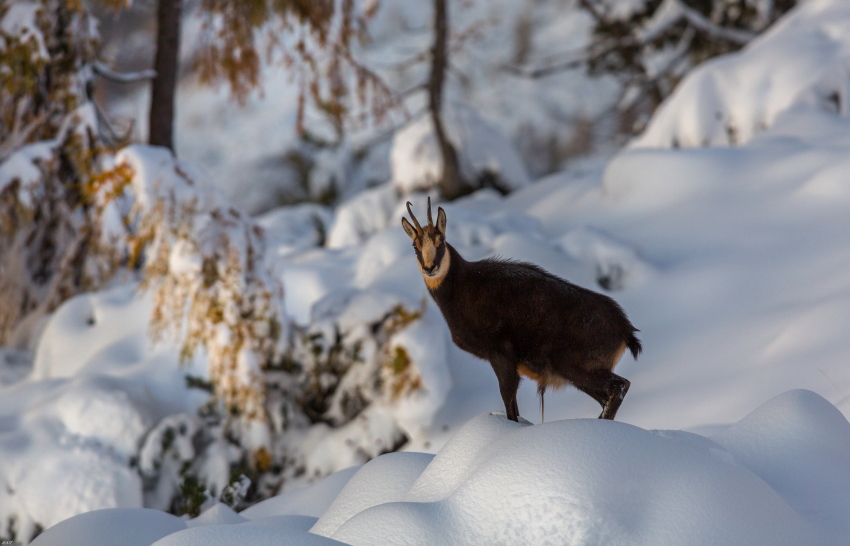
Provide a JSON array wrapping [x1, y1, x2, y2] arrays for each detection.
[[148, 0, 181, 150], [144, 0, 399, 155], [428, 0, 467, 200]]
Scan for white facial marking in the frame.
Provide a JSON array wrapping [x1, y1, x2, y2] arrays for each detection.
[[422, 245, 450, 290], [421, 238, 437, 268]]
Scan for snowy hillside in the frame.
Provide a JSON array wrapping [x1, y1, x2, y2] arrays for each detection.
[[6, 0, 850, 544]]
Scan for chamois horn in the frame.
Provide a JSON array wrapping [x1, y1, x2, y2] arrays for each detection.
[[426, 196, 433, 227], [406, 201, 422, 232]]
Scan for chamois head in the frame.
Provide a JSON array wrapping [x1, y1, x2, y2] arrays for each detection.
[[401, 197, 449, 289]]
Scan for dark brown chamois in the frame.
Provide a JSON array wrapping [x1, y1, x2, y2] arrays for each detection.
[[402, 198, 641, 423]]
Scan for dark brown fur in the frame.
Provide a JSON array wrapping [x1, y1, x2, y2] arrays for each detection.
[[403, 199, 641, 422]]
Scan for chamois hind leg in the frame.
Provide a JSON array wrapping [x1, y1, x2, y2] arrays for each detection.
[[489, 358, 520, 422], [572, 369, 630, 420]]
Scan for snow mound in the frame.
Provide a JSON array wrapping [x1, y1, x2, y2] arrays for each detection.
[[634, 0, 850, 148], [256, 204, 334, 256], [186, 503, 246, 527], [391, 103, 531, 196], [311, 452, 434, 537], [30, 508, 186, 546], [712, 389, 850, 540], [150, 523, 347, 546], [312, 391, 845, 545], [0, 285, 211, 539], [242, 467, 359, 520], [326, 184, 398, 248], [31, 391, 850, 545]]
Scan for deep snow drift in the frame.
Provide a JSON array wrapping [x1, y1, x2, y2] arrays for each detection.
[[32, 390, 850, 545]]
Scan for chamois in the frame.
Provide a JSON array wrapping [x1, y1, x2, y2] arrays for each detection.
[[402, 198, 641, 423]]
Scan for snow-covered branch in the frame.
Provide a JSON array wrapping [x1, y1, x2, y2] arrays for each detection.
[[678, 2, 756, 45], [93, 61, 157, 83]]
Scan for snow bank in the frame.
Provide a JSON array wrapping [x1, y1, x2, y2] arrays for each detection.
[[37, 391, 850, 545], [634, 0, 850, 148]]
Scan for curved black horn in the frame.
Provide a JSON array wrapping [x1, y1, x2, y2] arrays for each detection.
[[406, 201, 422, 231], [426, 196, 433, 227]]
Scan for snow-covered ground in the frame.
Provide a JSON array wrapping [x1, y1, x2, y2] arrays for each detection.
[[30, 390, 850, 545], [6, 0, 850, 543]]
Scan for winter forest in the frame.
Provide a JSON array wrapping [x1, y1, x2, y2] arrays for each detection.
[[3, 0, 850, 544]]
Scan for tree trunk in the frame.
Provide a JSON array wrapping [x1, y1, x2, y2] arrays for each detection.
[[429, 0, 467, 200], [149, 0, 181, 152]]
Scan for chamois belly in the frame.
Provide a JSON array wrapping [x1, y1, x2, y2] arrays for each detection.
[[517, 363, 571, 390]]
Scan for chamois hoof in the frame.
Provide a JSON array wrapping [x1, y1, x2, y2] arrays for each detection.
[[489, 411, 533, 425]]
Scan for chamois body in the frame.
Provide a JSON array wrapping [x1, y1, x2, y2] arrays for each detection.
[[402, 199, 640, 422]]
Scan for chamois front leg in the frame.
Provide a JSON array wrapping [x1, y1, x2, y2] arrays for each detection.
[[490, 358, 520, 422], [599, 373, 630, 420], [574, 370, 630, 421]]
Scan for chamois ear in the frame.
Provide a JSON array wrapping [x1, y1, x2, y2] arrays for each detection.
[[436, 207, 447, 235], [401, 217, 418, 240]]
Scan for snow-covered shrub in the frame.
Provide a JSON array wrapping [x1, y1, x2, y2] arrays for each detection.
[[1, 0, 289, 494], [109, 146, 288, 457], [256, 203, 334, 256], [326, 184, 397, 248], [634, 0, 850, 148], [138, 412, 253, 516], [580, 0, 797, 135], [0, 0, 99, 158], [391, 103, 530, 197], [0, 0, 117, 348], [273, 296, 428, 482]]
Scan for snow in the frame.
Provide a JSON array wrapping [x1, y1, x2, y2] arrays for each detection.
[[150, 523, 347, 546], [0, 2, 49, 61], [390, 103, 531, 195], [29, 391, 850, 545], [241, 467, 359, 520], [0, 285, 208, 539], [140, 0, 616, 212], [309, 453, 434, 537], [315, 398, 837, 545], [256, 203, 334, 256], [7, 0, 850, 543], [635, 0, 850, 148], [29, 508, 186, 546]]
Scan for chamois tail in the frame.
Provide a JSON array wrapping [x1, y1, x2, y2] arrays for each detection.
[[627, 330, 642, 360], [538, 384, 546, 423]]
